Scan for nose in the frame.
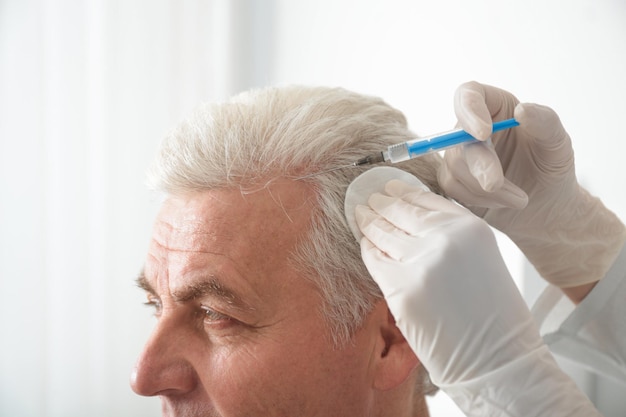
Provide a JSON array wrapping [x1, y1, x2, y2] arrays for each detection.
[[130, 317, 198, 397]]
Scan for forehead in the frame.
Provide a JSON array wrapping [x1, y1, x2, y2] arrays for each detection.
[[148, 179, 317, 287], [160, 179, 314, 238]]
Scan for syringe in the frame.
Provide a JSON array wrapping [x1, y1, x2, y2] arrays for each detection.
[[352, 118, 520, 166]]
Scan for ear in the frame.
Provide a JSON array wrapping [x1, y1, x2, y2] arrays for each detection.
[[372, 302, 420, 390]]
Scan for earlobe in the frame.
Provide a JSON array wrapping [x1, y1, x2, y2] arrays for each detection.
[[373, 307, 420, 390]]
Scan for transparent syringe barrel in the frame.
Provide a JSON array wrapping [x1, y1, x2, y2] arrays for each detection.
[[385, 143, 412, 163]]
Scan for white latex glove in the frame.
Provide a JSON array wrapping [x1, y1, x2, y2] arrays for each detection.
[[439, 81, 626, 289], [350, 168, 600, 417]]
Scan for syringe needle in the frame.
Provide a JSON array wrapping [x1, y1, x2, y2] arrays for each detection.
[[353, 153, 385, 166]]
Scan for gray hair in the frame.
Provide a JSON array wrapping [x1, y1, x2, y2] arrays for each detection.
[[147, 86, 443, 346]]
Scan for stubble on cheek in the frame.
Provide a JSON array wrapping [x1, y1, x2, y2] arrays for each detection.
[[212, 335, 332, 415]]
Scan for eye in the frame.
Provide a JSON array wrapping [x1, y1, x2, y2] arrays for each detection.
[[201, 306, 233, 326], [143, 295, 162, 317]]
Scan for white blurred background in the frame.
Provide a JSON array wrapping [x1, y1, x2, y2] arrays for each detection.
[[1, 1, 625, 416]]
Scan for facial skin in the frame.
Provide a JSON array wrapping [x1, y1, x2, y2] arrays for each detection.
[[131, 178, 423, 416]]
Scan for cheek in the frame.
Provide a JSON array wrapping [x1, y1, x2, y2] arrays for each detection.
[[198, 330, 374, 415]]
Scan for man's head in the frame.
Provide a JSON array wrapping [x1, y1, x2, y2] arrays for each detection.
[[131, 86, 441, 416]]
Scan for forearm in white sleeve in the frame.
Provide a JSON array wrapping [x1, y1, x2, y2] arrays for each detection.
[[532, 242, 626, 386]]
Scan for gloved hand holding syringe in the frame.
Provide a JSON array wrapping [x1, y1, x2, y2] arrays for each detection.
[[350, 117, 519, 166], [345, 82, 624, 417]]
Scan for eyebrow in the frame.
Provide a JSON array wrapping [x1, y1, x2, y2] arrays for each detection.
[[136, 269, 254, 311]]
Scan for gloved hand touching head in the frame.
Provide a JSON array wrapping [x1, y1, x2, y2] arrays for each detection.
[[346, 167, 600, 417], [438, 82, 626, 298]]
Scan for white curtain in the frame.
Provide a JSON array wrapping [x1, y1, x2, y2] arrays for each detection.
[[0, 1, 273, 415]]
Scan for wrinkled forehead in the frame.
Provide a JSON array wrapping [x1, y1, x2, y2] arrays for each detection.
[[145, 178, 325, 324], [155, 179, 318, 255]]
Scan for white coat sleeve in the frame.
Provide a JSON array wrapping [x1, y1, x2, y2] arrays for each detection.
[[531, 242, 626, 386]]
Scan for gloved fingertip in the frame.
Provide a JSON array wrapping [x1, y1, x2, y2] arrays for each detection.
[[354, 204, 372, 226], [368, 191, 390, 202], [464, 141, 504, 192], [385, 178, 430, 197], [469, 161, 504, 192], [456, 89, 493, 141], [514, 103, 561, 138], [359, 235, 374, 251], [460, 112, 493, 141], [499, 182, 529, 209], [473, 171, 504, 192]]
